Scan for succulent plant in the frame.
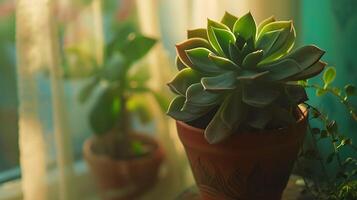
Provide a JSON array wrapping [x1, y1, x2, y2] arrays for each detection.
[[167, 12, 327, 144]]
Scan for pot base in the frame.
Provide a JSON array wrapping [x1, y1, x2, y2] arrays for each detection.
[[176, 106, 308, 200], [83, 133, 165, 200]]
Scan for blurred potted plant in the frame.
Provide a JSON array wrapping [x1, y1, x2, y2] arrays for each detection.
[[81, 28, 166, 200], [167, 12, 327, 199]]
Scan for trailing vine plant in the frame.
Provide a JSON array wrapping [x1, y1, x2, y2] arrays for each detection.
[[297, 67, 357, 199]]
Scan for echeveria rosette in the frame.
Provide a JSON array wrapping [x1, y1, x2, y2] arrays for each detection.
[[167, 12, 327, 144]]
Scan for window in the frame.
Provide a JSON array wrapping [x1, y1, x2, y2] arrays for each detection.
[[0, 4, 19, 183]]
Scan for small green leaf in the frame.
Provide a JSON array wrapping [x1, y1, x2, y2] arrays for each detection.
[[242, 50, 264, 68], [208, 53, 239, 70], [185, 83, 222, 106], [167, 68, 201, 95], [167, 96, 197, 121], [207, 19, 230, 55], [186, 48, 228, 75], [233, 12, 257, 41], [221, 11, 239, 30], [211, 27, 236, 56], [187, 28, 208, 40], [345, 84, 356, 96], [201, 72, 237, 91], [257, 16, 275, 34], [176, 38, 212, 67], [323, 67, 336, 86], [119, 33, 156, 63], [316, 88, 327, 96]]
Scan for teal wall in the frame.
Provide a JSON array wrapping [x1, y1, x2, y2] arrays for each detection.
[[301, 0, 357, 176]]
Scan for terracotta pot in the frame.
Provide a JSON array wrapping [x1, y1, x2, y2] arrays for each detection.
[[176, 107, 308, 200], [83, 133, 165, 200]]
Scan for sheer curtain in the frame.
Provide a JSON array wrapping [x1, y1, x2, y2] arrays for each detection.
[[15, 0, 300, 199]]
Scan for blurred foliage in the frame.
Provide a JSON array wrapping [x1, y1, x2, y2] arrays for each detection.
[[297, 67, 357, 199]]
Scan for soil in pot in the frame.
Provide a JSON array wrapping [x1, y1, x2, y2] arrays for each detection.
[[83, 133, 165, 200], [176, 106, 308, 200]]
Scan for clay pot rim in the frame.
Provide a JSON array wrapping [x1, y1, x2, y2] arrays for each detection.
[[177, 105, 308, 137], [83, 133, 164, 165]]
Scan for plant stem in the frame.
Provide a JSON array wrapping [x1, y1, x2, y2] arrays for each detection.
[[306, 84, 357, 121]]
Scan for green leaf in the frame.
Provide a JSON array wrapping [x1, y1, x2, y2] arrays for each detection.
[[208, 53, 239, 70], [289, 61, 327, 81], [176, 38, 212, 67], [205, 93, 242, 144], [257, 16, 275, 34], [89, 88, 119, 135], [323, 67, 336, 86], [256, 29, 281, 57], [201, 72, 237, 91], [285, 45, 325, 69], [236, 70, 269, 82], [345, 84, 356, 96], [221, 11, 239, 30], [260, 59, 301, 81], [242, 50, 264, 68], [207, 19, 230, 55], [242, 84, 280, 107], [119, 33, 156, 63], [316, 88, 327, 96], [181, 102, 214, 116], [176, 56, 187, 71], [229, 42, 242, 64], [233, 12, 257, 41], [186, 83, 222, 106], [258, 20, 292, 38], [101, 52, 128, 81], [211, 27, 236, 56], [246, 107, 272, 129], [79, 77, 99, 104], [186, 48, 228, 75], [220, 92, 244, 129], [167, 68, 201, 95], [187, 28, 208, 40], [258, 21, 295, 64], [167, 96, 198, 121]]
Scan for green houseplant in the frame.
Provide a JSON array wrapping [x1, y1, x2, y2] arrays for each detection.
[[167, 12, 327, 199], [81, 27, 166, 200]]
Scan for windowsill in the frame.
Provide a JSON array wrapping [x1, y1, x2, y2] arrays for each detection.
[[0, 160, 98, 200]]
